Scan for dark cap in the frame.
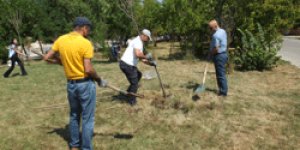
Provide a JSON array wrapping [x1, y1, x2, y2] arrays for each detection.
[[73, 17, 92, 28]]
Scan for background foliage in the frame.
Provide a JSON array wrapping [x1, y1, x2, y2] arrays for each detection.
[[0, 0, 299, 69], [235, 24, 282, 71]]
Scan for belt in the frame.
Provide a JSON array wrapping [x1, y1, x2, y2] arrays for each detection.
[[214, 51, 227, 56], [120, 60, 135, 67], [67, 77, 92, 84], [120, 60, 129, 65]]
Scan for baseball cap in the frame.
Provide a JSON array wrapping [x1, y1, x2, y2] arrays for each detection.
[[142, 29, 152, 41], [73, 17, 92, 29]]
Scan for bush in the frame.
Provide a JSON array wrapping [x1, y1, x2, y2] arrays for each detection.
[[235, 24, 282, 71]]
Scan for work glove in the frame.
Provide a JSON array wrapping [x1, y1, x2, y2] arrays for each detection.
[[145, 53, 153, 61], [149, 60, 157, 67], [96, 78, 108, 87]]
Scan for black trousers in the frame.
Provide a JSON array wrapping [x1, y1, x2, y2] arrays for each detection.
[[119, 61, 142, 100], [3, 54, 27, 77]]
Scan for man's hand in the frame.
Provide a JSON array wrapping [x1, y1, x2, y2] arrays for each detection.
[[149, 60, 157, 67], [210, 47, 219, 56], [96, 78, 108, 87], [145, 53, 153, 61], [206, 54, 212, 61], [43, 50, 62, 65]]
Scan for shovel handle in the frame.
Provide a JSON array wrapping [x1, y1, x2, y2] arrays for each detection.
[[32, 50, 60, 64], [154, 66, 167, 97], [106, 84, 144, 98], [202, 63, 208, 85], [31, 50, 44, 57]]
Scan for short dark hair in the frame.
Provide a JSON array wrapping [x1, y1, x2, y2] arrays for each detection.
[[11, 38, 17, 44]]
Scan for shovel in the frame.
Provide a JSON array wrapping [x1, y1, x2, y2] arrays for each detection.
[[105, 84, 145, 98], [34, 49, 144, 98], [154, 66, 167, 98], [31, 50, 58, 63], [194, 63, 208, 94]]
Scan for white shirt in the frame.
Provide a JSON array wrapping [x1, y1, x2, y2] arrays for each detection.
[[8, 44, 16, 58], [121, 36, 143, 66]]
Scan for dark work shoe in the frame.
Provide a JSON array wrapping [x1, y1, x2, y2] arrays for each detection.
[[3, 75, 9, 78], [218, 93, 227, 97], [128, 99, 137, 106], [21, 73, 28, 76]]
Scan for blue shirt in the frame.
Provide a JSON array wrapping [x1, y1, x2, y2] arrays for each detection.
[[210, 28, 227, 53]]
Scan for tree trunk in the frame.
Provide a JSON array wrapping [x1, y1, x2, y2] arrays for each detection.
[[191, 32, 196, 57], [153, 32, 157, 47], [117, 0, 140, 33], [215, 0, 227, 26], [169, 33, 174, 59], [38, 40, 44, 54]]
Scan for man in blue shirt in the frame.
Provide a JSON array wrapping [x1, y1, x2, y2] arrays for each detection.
[[209, 20, 228, 96]]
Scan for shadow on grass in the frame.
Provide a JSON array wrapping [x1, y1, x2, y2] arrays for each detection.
[[111, 94, 129, 103], [11, 73, 21, 77], [157, 51, 212, 61], [47, 125, 133, 144], [192, 95, 201, 101], [185, 81, 199, 91], [47, 125, 70, 144], [4, 72, 21, 78], [157, 52, 185, 61], [94, 132, 133, 140], [206, 87, 218, 94]]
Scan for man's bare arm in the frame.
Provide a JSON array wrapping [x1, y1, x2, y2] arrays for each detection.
[[135, 48, 147, 59], [84, 58, 101, 81], [13, 46, 26, 56], [43, 50, 62, 65]]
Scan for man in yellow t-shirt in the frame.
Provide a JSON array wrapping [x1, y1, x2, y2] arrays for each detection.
[[44, 17, 107, 150]]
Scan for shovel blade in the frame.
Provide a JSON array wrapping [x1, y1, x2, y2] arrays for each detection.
[[194, 84, 205, 94]]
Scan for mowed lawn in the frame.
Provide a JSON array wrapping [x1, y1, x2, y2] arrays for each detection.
[[0, 43, 299, 150]]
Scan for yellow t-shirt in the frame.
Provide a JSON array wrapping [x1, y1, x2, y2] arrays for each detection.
[[52, 32, 94, 80]]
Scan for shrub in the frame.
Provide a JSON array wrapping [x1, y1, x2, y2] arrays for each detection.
[[0, 42, 8, 64], [235, 24, 282, 71]]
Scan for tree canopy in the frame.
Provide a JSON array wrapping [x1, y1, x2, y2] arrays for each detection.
[[0, 0, 299, 61]]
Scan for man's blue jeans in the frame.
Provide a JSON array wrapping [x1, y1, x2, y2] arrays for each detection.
[[213, 53, 228, 96], [67, 79, 96, 150]]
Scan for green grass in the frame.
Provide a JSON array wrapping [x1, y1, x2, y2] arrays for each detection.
[[0, 42, 299, 149]]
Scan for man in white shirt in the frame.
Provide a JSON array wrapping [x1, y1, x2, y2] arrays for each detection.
[[119, 29, 155, 105]]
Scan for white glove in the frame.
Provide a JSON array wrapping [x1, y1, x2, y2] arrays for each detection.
[[97, 78, 108, 87]]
